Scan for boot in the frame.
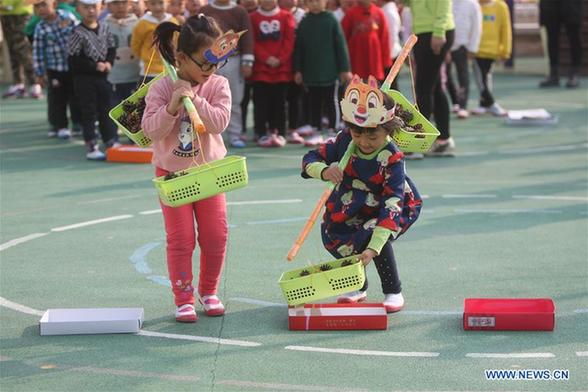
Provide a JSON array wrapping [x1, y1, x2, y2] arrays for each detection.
[[539, 67, 560, 88], [566, 67, 580, 88]]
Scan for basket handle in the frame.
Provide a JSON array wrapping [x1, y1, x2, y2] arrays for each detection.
[[381, 34, 418, 91]]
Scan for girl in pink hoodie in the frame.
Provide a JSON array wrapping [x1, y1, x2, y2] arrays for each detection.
[[142, 14, 232, 323]]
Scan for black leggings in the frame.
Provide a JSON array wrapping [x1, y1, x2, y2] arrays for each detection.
[[413, 30, 454, 140], [360, 241, 402, 295]]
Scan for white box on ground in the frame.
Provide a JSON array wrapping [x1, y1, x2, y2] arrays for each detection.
[[505, 109, 558, 126], [39, 308, 144, 336]]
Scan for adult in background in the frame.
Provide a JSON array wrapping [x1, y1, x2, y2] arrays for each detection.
[[538, 0, 582, 88], [406, 0, 455, 158]]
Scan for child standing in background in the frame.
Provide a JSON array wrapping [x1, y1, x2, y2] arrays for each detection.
[[301, 75, 422, 312], [341, 0, 391, 82], [167, 0, 185, 24], [471, 0, 511, 116], [104, 0, 141, 107], [68, 0, 119, 160], [142, 15, 235, 323], [447, 0, 481, 119], [379, 0, 401, 91], [201, 0, 254, 148], [131, 0, 177, 82], [31, 0, 78, 139], [294, 0, 351, 134], [250, 0, 295, 147]]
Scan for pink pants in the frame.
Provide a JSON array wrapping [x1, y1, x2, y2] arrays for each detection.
[[156, 167, 228, 307]]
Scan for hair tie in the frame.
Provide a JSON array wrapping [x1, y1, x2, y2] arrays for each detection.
[[197, 13, 205, 19]]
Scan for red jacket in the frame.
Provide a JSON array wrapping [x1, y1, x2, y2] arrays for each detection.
[[250, 7, 295, 83], [342, 4, 391, 81]]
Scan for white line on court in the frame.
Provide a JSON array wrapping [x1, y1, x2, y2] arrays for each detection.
[[442, 194, 497, 199], [466, 353, 555, 359], [51, 215, 134, 232], [0, 233, 48, 252], [512, 195, 588, 202], [70, 366, 201, 382], [77, 195, 141, 205], [227, 199, 303, 205], [230, 297, 284, 307], [285, 345, 440, 357], [246, 217, 307, 225], [216, 379, 367, 392], [454, 208, 562, 214], [139, 209, 162, 215], [499, 144, 587, 155], [576, 352, 588, 357], [574, 308, 588, 313], [137, 330, 261, 347], [0, 297, 45, 316]]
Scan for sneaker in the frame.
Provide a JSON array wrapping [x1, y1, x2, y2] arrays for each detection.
[[470, 106, 487, 115], [199, 295, 225, 316], [488, 103, 507, 117], [426, 137, 456, 157], [295, 124, 315, 137], [230, 137, 246, 148], [566, 74, 580, 88], [452, 104, 460, 113], [286, 131, 305, 144], [383, 293, 404, 313], [337, 290, 367, 304], [2, 84, 25, 99], [539, 75, 560, 88], [48, 129, 58, 138], [257, 134, 275, 148], [303, 133, 324, 147], [272, 134, 287, 147], [57, 128, 71, 139], [28, 84, 43, 99], [404, 152, 424, 160], [175, 303, 198, 323], [456, 109, 469, 119], [86, 146, 106, 161]]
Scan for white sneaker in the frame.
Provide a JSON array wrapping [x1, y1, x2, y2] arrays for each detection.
[[48, 130, 57, 138], [404, 152, 424, 160], [488, 103, 507, 117], [86, 146, 106, 161], [383, 293, 404, 313], [295, 124, 315, 137], [426, 137, 456, 157], [456, 109, 469, 119], [471, 106, 487, 115], [452, 104, 460, 113], [29, 84, 43, 99], [337, 290, 367, 304], [57, 128, 71, 139]]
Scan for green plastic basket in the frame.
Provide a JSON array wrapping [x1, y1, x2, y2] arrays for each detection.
[[109, 75, 163, 147], [278, 256, 365, 306], [153, 156, 248, 207], [381, 88, 440, 153]]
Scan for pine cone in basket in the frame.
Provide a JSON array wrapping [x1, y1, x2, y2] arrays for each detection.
[[395, 104, 414, 123]]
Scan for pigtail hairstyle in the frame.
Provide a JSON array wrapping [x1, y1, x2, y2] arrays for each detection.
[[153, 14, 223, 67]]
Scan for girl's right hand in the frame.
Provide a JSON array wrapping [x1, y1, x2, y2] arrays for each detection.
[[321, 163, 343, 184], [166, 79, 195, 115]]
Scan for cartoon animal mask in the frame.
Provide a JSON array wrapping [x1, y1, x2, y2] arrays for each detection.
[[340, 75, 395, 128], [204, 29, 247, 64]]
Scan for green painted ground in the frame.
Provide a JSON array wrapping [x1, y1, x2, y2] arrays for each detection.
[[1, 68, 587, 391]]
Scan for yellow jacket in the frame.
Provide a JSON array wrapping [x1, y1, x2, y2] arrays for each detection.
[[477, 0, 512, 60], [131, 12, 177, 76]]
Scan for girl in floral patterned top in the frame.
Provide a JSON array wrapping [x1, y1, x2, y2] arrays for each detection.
[[301, 74, 422, 312]]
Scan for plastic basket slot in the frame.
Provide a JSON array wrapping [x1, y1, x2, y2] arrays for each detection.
[[329, 275, 362, 290], [216, 170, 247, 189], [168, 183, 201, 201], [286, 286, 316, 301]]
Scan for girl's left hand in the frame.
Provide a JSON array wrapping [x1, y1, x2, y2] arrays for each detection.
[[321, 163, 343, 184], [359, 249, 378, 266]]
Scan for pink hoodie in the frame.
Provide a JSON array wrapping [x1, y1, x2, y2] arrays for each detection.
[[141, 74, 231, 172]]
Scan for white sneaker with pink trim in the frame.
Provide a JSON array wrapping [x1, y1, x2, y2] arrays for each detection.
[[383, 293, 404, 313], [175, 304, 197, 323], [336, 290, 367, 304], [199, 295, 225, 316]]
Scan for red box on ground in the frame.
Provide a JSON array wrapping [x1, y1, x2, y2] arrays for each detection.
[[106, 146, 153, 164], [288, 303, 387, 331], [463, 298, 555, 331]]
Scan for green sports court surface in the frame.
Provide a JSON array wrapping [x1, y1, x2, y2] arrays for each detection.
[[1, 66, 587, 391]]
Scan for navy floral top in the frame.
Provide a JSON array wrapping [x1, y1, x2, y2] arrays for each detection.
[[302, 130, 422, 258]]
